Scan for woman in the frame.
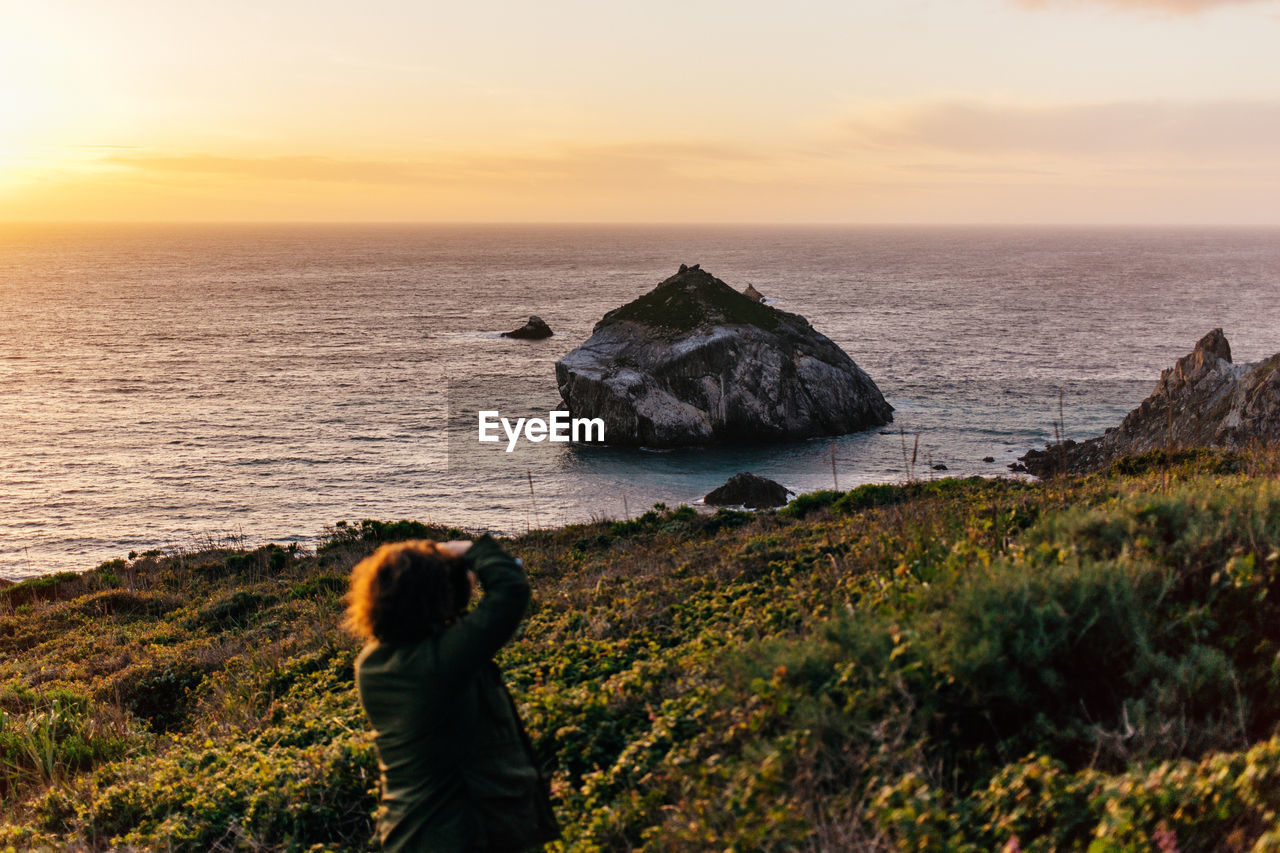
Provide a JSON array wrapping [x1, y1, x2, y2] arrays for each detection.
[[346, 535, 559, 852]]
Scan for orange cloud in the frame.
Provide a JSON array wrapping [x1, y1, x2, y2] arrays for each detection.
[[4, 141, 803, 223], [92, 142, 768, 195], [7, 107, 1280, 224], [848, 100, 1280, 163], [101, 143, 765, 188], [1014, 0, 1269, 12], [102, 153, 450, 185]]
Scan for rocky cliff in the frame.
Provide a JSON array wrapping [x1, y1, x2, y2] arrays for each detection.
[[1022, 328, 1280, 475], [555, 265, 892, 446]]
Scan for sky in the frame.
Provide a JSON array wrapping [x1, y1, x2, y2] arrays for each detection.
[[2, 0, 1279, 224]]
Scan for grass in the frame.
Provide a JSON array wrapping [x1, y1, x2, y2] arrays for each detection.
[[1, 448, 1279, 850]]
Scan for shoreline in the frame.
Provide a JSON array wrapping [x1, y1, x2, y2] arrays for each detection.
[[0, 461, 1032, 586]]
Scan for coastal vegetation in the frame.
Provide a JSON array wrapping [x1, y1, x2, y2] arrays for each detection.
[[2, 448, 1280, 851]]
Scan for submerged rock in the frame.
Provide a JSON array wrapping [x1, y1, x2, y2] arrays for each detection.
[[1021, 329, 1280, 476], [555, 265, 893, 446], [704, 472, 792, 509], [501, 316, 553, 340]]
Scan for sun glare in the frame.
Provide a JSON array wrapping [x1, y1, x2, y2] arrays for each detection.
[[0, 101, 18, 161], [0, 88, 37, 173]]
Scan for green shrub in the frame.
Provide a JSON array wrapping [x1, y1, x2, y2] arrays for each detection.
[[0, 695, 136, 799], [185, 590, 275, 631], [287, 574, 348, 600], [72, 590, 180, 619], [67, 735, 378, 851], [224, 553, 252, 573], [778, 489, 843, 518], [319, 519, 469, 550], [704, 507, 753, 533], [1102, 447, 1244, 477], [571, 531, 614, 554], [872, 736, 1280, 852], [0, 572, 82, 607], [110, 661, 215, 733]]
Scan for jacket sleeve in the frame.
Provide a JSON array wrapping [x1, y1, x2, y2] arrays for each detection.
[[433, 534, 531, 679]]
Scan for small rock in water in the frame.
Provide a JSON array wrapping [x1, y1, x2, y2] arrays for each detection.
[[983, 456, 995, 463], [501, 315, 554, 340], [932, 463, 948, 471], [704, 472, 792, 509]]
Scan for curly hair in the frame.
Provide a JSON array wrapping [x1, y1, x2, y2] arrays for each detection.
[[344, 540, 471, 645]]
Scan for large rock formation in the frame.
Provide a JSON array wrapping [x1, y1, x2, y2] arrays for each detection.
[[1022, 329, 1280, 476], [555, 265, 892, 446]]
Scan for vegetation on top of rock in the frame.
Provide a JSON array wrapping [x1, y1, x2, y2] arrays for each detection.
[[597, 265, 785, 336], [2, 447, 1279, 850]]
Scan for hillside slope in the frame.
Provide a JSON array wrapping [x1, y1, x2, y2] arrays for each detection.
[[3, 449, 1280, 851]]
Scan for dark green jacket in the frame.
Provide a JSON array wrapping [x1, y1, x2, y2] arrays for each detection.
[[355, 536, 559, 852]]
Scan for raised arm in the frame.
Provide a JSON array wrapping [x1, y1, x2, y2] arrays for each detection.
[[433, 534, 531, 679]]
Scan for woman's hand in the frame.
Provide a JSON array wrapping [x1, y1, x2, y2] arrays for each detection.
[[440, 541, 478, 598], [437, 539, 473, 559]]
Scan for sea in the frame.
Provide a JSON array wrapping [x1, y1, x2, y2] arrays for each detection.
[[1, 224, 1277, 580]]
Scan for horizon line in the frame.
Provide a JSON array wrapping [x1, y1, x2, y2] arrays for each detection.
[[4, 220, 1280, 229]]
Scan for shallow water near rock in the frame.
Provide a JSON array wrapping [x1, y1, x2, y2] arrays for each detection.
[[1, 223, 1278, 578]]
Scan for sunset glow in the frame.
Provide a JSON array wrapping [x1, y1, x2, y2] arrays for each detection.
[[2, 0, 1279, 223]]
